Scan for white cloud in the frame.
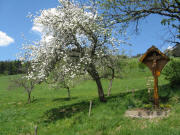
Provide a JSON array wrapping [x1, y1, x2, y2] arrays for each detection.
[[167, 45, 173, 50], [31, 8, 58, 34], [32, 23, 44, 33], [31, 8, 59, 43], [0, 31, 14, 46]]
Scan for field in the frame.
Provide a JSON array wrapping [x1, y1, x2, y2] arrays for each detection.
[[0, 58, 180, 135]]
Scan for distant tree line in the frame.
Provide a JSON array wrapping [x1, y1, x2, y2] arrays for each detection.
[[0, 60, 27, 75], [0, 55, 128, 76]]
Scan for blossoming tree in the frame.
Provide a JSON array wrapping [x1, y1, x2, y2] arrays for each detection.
[[45, 62, 87, 99], [21, 0, 122, 102]]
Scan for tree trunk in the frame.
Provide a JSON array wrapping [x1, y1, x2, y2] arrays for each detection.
[[95, 76, 106, 102], [88, 64, 106, 102], [107, 79, 113, 97], [67, 87, 71, 99], [107, 67, 114, 97], [34, 125, 38, 135], [27, 91, 31, 104]]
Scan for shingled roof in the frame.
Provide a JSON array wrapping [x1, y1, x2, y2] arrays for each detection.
[[139, 45, 170, 62]]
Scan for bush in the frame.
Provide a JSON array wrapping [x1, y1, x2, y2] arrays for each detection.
[[159, 85, 172, 102], [138, 62, 146, 71], [124, 95, 136, 109], [162, 59, 180, 86]]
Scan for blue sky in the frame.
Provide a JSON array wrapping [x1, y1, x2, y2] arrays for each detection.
[[0, 0, 173, 61]]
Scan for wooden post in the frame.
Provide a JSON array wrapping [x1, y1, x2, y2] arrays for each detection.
[[153, 75, 159, 108], [89, 100, 92, 117], [34, 125, 38, 135]]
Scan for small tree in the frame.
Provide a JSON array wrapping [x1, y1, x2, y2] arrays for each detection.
[[22, 0, 123, 102], [49, 71, 72, 99], [106, 65, 115, 97], [100, 56, 116, 97], [15, 43, 39, 103], [46, 63, 87, 99], [8, 76, 35, 103]]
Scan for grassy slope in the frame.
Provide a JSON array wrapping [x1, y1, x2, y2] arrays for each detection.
[[0, 58, 180, 135]]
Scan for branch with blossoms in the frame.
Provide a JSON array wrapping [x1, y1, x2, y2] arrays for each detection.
[[19, 0, 128, 102]]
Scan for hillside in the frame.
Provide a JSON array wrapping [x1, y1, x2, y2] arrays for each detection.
[[0, 58, 180, 135]]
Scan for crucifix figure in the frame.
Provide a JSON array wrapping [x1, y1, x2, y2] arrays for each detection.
[[151, 53, 161, 76], [140, 46, 170, 109]]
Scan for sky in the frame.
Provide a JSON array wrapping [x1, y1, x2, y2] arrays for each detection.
[[0, 0, 174, 61]]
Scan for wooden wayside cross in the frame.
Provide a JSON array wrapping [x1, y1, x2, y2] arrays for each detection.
[[140, 46, 170, 108]]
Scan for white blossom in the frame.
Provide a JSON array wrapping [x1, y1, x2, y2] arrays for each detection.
[[19, 0, 125, 84]]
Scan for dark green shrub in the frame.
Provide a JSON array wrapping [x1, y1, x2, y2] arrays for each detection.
[[124, 95, 136, 109], [135, 90, 151, 104], [159, 85, 172, 102], [138, 62, 146, 71], [162, 59, 180, 86]]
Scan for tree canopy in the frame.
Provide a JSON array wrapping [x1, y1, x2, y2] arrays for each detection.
[[20, 0, 123, 102], [99, 0, 180, 44]]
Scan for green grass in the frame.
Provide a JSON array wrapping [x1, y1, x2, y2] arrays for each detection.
[[0, 60, 180, 135]]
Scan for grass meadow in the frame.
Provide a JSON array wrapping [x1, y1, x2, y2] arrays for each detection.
[[0, 58, 180, 135]]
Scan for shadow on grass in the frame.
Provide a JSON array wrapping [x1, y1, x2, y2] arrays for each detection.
[[42, 89, 146, 124], [42, 91, 135, 124], [43, 101, 90, 123], [31, 97, 47, 103], [42, 84, 179, 124], [52, 97, 78, 102]]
